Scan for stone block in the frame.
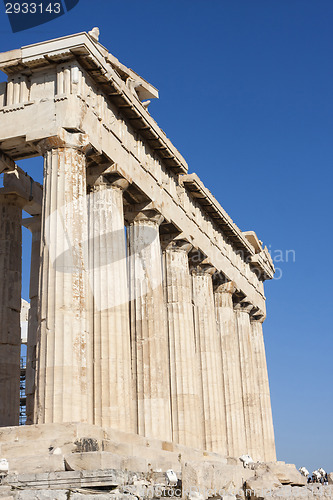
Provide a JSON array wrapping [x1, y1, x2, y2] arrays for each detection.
[[103, 426, 147, 448], [162, 441, 174, 452], [102, 439, 181, 471], [101, 440, 134, 456], [147, 457, 181, 473], [265, 463, 307, 486], [74, 423, 106, 441], [16, 490, 68, 500], [182, 461, 253, 499], [140, 447, 180, 465], [244, 472, 281, 499], [0, 486, 12, 496], [0, 423, 77, 444], [7, 454, 65, 474], [121, 455, 149, 472], [1, 440, 75, 459], [328, 472, 333, 484], [64, 452, 123, 471], [0, 423, 105, 449]]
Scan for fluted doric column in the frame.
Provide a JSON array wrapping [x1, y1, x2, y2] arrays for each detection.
[[192, 264, 227, 454], [164, 239, 203, 448], [23, 216, 41, 425], [88, 175, 134, 432], [251, 317, 276, 461], [0, 194, 22, 427], [34, 134, 93, 424], [127, 209, 172, 441], [234, 302, 262, 460], [214, 282, 247, 458]]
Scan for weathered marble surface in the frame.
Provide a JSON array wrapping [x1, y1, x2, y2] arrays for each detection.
[[0, 197, 22, 427], [0, 32, 277, 465]]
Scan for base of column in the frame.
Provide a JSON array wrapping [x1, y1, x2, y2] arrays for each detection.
[[0, 422, 230, 475], [1, 422, 305, 500]]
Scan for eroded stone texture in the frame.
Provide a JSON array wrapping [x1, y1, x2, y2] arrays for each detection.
[[0, 33, 278, 464], [251, 319, 276, 462], [23, 215, 41, 425], [127, 209, 172, 441], [34, 137, 93, 424], [88, 176, 133, 431], [0, 196, 22, 427], [192, 265, 227, 454], [214, 282, 247, 458], [234, 302, 263, 461], [164, 239, 203, 449]]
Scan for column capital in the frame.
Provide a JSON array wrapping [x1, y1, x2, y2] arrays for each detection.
[[163, 237, 193, 253], [191, 262, 216, 276], [233, 301, 254, 314], [37, 130, 90, 155], [22, 215, 41, 233], [250, 313, 266, 324], [0, 150, 15, 174], [89, 175, 129, 193], [1, 166, 42, 216], [125, 204, 164, 226], [214, 281, 237, 295], [0, 190, 27, 210]]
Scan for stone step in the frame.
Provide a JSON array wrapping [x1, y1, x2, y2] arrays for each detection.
[[2, 440, 225, 476], [0, 439, 77, 459], [0, 423, 227, 459], [7, 454, 64, 475], [0, 423, 104, 445], [3, 468, 136, 491], [5, 450, 182, 475], [0, 423, 228, 472], [64, 451, 182, 474]]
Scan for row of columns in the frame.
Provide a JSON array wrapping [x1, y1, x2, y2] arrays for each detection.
[[0, 137, 276, 462]]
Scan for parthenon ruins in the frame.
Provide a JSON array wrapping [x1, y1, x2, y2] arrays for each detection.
[[0, 30, 276, 466]]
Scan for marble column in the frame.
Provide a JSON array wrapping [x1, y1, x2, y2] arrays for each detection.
[[127, 209, 172, 441], [234, 302, 262, 460], [251, 317, 276, 461], [23, 216, 41, 425], [0, 194, 22, 427], [214, 282, 247, 458], [164, 239, 203, 448], [88, 175, 134, 432], [34, 135, 93, 424], [192, 264, 227, 454]]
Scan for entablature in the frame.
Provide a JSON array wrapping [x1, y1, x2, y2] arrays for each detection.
[[0, 32, 275, 311], [0, 31, 188, 175], [181, 174, 275, 280], [0, 161, 42, 215]]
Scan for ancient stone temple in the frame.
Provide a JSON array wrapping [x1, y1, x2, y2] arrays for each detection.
[[0, 30, 276, 473]]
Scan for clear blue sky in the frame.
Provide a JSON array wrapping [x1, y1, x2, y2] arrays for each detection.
[[0, 0, 332, 473]]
